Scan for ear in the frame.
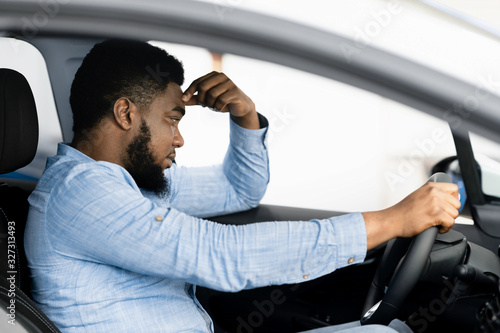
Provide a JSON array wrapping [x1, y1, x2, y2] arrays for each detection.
[[113, 97, 138, 130]]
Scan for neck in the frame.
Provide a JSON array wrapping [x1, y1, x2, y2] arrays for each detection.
[[71, 125, 127, 167]]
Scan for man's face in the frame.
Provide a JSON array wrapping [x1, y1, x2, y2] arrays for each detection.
[[123, 83, 185, 197]]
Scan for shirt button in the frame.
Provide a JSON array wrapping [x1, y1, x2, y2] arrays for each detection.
[[155, 216, 163, 222], [303, 275, 309, 280], [348, 257, 355, 264]]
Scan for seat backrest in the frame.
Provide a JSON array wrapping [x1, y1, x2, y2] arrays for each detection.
[[0, 68, 61, 332]]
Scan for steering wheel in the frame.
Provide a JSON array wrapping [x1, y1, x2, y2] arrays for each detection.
[[360, 172, 453, 325]]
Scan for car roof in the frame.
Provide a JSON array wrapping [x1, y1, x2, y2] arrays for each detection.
[[1, 0, 500, 144]]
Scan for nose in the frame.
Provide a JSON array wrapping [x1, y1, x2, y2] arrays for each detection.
[[173, 128, 184, 148]]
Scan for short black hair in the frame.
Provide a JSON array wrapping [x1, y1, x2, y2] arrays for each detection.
[[70, 39, 184, 134]]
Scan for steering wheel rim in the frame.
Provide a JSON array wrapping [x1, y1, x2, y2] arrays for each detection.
[[360, 173, 452, 325]]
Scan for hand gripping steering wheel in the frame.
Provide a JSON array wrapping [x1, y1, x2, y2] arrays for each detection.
[[360, 172, 453, 325]]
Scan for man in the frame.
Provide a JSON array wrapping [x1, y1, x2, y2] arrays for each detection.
[[25, 40, 460, 332]]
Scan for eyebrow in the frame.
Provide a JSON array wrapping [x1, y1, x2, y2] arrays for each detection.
[[171, 106, 185, 116]]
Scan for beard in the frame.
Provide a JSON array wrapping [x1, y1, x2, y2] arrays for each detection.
[[124, 120, 169, 198]]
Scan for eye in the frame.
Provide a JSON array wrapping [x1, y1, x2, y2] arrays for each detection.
[[170, 117, 181, 125]]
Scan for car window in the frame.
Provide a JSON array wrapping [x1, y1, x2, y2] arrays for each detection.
[[152, 41, 457, 212], [470, 132, 500, 200]]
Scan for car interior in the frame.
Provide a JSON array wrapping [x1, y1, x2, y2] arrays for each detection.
[[1, 29, 500, 333], [0, 68, 61, 332]]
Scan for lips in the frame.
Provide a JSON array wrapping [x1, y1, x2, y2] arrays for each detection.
[[163, 152, 176, 169]]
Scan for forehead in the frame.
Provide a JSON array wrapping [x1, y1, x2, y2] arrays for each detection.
[[162, 82, 183, 104], [149, 82, 184, 112]]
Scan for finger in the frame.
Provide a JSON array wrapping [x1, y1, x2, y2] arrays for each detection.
[[434, 184, 461, 210], [432, 197, 459, 234], [446, 194, 462, 210], [426, 182, 461, 210], [184, 94, 199, 106], [428, 189, 460, 219], [438, 225, 452, 234], [433, 182, 459, 196], [195, 73, 228, 107], [182, 71, 220, 102], [182, 77, 203, 103], [205, 80, 232, 109], [441, 200, 460, 219], [214, 90, 239, 113], [436, 213, 455, 234]]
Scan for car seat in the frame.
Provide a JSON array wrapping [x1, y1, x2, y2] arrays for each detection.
[[0, 68, 61, 332]]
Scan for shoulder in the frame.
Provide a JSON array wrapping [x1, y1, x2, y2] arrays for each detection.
[[36, 150, 139, 197]]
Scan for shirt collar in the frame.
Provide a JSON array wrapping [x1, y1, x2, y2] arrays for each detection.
[[57, 142, 96, 162]]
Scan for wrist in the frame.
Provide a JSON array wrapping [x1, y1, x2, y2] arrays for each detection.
[[230, 109, 260, 129], [362, 209, 399, 250]]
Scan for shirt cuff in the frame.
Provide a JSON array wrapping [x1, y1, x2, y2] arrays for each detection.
[[257, 113, 269, 128], [287, 213, 367, 284], [229, 113, 268, 151], [327, 212, 367, 269]]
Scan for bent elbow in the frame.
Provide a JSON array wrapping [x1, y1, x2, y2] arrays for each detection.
[[241, 178, 268, 209]]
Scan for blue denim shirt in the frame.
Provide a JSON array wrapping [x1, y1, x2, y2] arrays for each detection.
[[25, 118, 367, 332]]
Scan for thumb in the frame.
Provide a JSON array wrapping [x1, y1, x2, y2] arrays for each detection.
[[183, 94, 199, 106]]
